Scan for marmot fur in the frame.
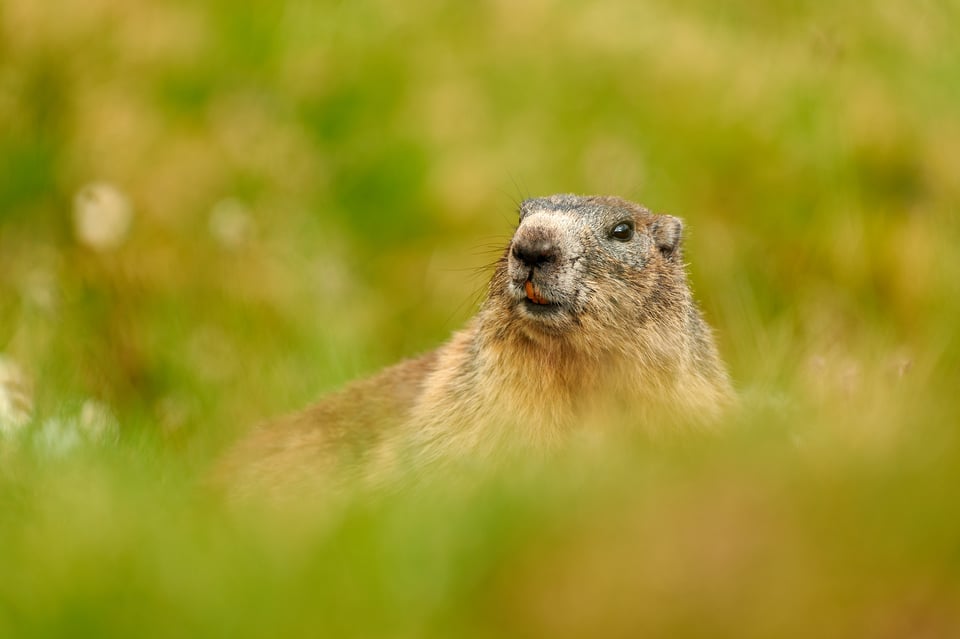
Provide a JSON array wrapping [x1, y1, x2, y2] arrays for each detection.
[[216, 195, 734, 499]]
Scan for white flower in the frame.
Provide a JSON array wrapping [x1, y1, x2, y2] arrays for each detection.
[[34, 418, 82, 458], [0, 355, 32, 436], [79, 399, 120, 443], [72, 182, 133, 251], [31, 399, 120, 458]]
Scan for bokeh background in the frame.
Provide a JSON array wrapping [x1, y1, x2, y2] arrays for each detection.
[[2, 0, 959, 636]]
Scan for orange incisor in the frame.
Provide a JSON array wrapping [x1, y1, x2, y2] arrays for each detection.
[[525, 280, 549, 305]]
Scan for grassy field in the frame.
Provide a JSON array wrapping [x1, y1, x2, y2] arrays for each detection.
[[2, 0, 960, 636]]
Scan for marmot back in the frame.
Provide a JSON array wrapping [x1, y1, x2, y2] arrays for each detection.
[[216, 195, 734, 499]]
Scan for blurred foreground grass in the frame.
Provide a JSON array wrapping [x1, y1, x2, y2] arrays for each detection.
[[2, 0, 960, 636]]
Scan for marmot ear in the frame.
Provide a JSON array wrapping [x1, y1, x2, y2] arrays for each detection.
[[651, 215, 683, 258]]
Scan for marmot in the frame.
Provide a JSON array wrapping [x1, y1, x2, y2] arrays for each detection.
[[216, 195, 734, 499]]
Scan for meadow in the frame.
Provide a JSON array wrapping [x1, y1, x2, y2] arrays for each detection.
[[1, 0, 959, 636]]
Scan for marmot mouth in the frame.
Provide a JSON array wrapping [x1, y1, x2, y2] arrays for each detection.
[[521, 298, 563, 316], [519, 280, 564, 317]]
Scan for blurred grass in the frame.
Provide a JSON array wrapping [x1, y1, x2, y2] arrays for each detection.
[[2, 0, 960, 636]]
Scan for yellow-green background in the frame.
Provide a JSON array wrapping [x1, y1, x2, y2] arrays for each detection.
[[2, 0, 959, 636]]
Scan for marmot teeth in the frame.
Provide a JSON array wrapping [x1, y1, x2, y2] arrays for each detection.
[[524, 280, 549, 305]]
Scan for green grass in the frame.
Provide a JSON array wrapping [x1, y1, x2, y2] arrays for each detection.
[[2, 0, 960, 636]]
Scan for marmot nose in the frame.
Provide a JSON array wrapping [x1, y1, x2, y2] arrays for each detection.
[[512, 240, 559, 268]]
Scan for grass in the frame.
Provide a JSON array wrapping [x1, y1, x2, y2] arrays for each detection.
[[2, 0, 960, 636]]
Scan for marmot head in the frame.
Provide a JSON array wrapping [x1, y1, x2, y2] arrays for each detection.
[[487, 194, 689, 346]]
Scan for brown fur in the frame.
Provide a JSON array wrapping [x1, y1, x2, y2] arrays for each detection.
[[215, 195, 734, 499]]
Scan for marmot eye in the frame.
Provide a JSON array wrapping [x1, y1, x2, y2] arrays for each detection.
[[611, 222, 634, 241]]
